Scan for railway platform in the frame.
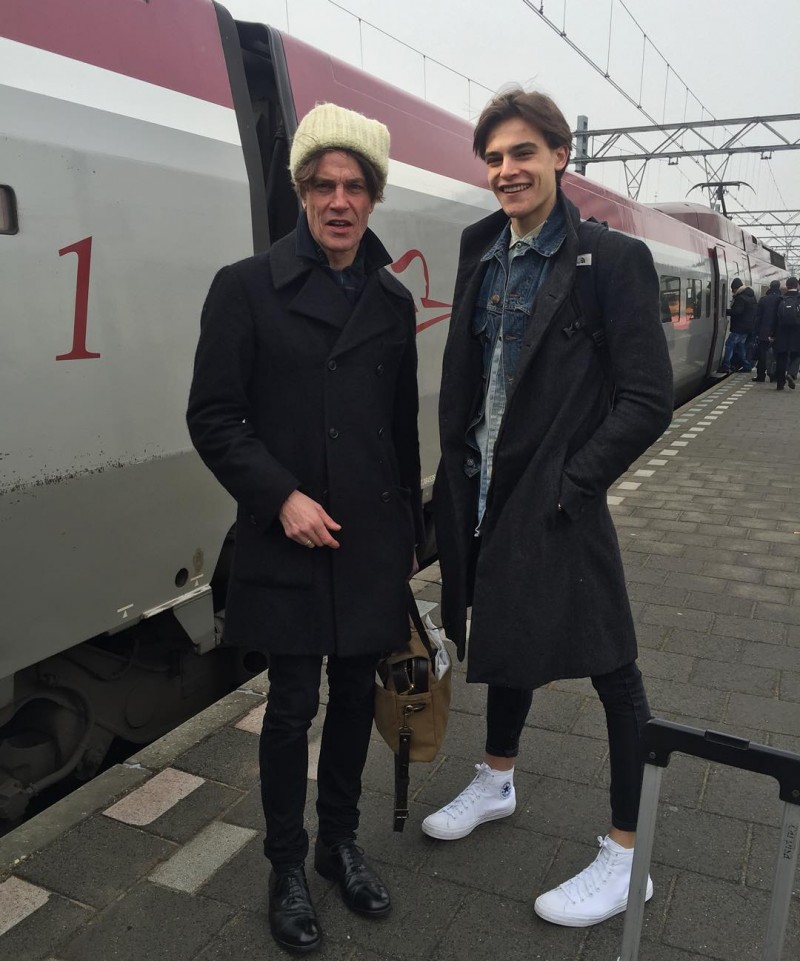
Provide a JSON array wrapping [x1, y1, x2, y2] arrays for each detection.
[[1, 372, 800, 961]]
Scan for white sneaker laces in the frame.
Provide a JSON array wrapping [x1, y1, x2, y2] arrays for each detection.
[[559, 836, 617, 904], [441, 763, 490, 817]]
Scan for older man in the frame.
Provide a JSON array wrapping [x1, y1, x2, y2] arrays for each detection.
[[188, 103, 422, 954]]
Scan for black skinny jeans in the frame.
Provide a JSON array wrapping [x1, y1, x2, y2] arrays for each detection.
[[485, 661, 651, 832], [259, 652, 378, 868]]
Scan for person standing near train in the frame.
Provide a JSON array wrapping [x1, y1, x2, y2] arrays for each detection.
[[752, 279, 782, 382], [427, 88, 673, 928], [187, 103, 423, 954], [718, 277, 757, 373], [772, 276, 800, 390]]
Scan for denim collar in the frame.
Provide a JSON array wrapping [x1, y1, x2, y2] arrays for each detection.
[[480, 191, 568, 263]]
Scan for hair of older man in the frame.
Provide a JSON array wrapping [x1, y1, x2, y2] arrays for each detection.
[[293, 148, 384, 203], [473, 88, 573, 186]]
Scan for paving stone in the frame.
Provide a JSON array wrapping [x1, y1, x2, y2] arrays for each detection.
[[641, 604, 715, 633], [728, 582, 793, 604], [664, 571, 728, 594], [512, 729, 607, 785], [638, 648, 694, 683], [0, 887, 92, 961], [683, 591, 755, 617], [432, 888, 588, 961], [627, 582, 689, 607], [650, 807, 748, 882], [662, 629, 743, 664], [60, 882, 232, 961], [318, 861, 466, 960], [754, 600, 800, 627], [15, 815, 175, 909], [780, 670, 800, 702], [662, 872, 800, 960], [644, 678, 727, 722], [702, 764, 784, 827], [523, 686, 585, 734], [741, 643, 800, 673], [174, 727, 260, 791], [745, 822, 800, 895], [726, 692, 800, 737], [514, 776, 608, 842], [689, 659, 777, 698], [131, 779, 244, 845], [711, 614, 786, 645]]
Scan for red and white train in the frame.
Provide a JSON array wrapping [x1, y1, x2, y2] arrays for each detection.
[[0, 0, 784, 818]]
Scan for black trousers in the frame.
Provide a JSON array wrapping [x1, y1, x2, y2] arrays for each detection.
[[774, 350, 800, 389], [259, 652, 378, 868], [484, 661, 651, 832]]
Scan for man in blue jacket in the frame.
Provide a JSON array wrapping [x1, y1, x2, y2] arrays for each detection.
[[428, 87, 673, 930]]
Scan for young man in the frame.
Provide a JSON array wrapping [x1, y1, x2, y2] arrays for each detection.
[[428, 89, 673, 928], [188, 103, 423, 954]]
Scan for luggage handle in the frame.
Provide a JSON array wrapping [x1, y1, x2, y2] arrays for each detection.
[[620, 719, 800, 961], [642, 718, 800, 806]]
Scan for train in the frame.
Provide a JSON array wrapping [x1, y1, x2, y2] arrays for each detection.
[[0, 0, 785, 820]]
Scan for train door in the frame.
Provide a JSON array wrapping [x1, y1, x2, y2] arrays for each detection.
[[214, 4, 300, 253], [710, 245, 729, 373]]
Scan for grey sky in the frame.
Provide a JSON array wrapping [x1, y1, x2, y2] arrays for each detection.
[[224, 0, 799, 227]]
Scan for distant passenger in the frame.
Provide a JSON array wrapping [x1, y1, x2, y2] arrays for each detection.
[[752, 280, 782, 382], [187, 103, 423, 954], [717, 277, 757, 373], [772, 276, 800, 391], [428, 88, 673, 929]]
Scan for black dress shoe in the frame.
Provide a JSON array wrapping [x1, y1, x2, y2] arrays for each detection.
[[314, 839, 391, 918], [268, 865, 322, 954]]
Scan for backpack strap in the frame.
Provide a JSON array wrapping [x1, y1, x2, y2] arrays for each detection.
[[566, 217, 615, 404], [572, 217, 607, 348]]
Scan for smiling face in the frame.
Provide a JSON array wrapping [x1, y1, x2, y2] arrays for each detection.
[[301, 150, 375, 269], [484, 117, 568, 235]]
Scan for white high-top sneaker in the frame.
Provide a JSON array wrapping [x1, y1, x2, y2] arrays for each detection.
[[421, 762, 516, 840], [534, 835, 653, 927]]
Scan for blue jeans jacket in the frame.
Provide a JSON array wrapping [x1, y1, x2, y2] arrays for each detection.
[[467, 199, 567, 528]]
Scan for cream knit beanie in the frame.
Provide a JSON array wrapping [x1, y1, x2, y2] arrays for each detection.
[[289, 102, 390, 194]]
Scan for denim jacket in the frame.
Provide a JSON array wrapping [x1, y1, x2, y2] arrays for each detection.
[[467, 198, 567, 529]]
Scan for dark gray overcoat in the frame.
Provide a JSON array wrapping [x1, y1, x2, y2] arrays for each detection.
[[187, 226, 423, 657], [434, 191, 673, 690]]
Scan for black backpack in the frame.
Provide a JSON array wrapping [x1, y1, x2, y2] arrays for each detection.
[[778, 294, 800, 329]]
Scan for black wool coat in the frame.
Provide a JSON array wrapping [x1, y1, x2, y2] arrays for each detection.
[[187, 226, 423, 657], [434, 191, 674, 690]]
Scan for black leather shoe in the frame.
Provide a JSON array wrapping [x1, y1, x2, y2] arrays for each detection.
[[314, 839, 391, 918], [268, 865, 322, 954]]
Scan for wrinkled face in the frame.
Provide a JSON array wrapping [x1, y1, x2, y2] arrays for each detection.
[[484, 117, 568, 235], [302, 151, 375, 269]]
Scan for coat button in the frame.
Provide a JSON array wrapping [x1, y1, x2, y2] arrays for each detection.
[[465, 458, 475, 468], [327, 359, 337, 371], [249, 514, 258, 526], [380, 490, 391, 502], [328, 427, 339, 439], [377, 426, 385, 438], [490, 294, 500, 305], [375, 363, 385, 376]]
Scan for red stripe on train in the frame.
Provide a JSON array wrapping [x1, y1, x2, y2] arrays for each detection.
[[0, 0, 233, 108]]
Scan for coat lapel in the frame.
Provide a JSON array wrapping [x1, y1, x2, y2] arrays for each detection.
[[328, 273, 401, 358]]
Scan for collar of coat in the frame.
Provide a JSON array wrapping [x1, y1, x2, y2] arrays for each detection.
[[270, 213, 401, 294], [265, 216, 413, 356], [480, 194, 568, 264]]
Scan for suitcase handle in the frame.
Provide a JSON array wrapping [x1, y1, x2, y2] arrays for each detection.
[[643, 718, 800, 806]]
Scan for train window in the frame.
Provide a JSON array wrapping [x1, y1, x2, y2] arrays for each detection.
[[0, 186, 18, 235], [659, 274, 681, 324], [686, 278, 701, 321]]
